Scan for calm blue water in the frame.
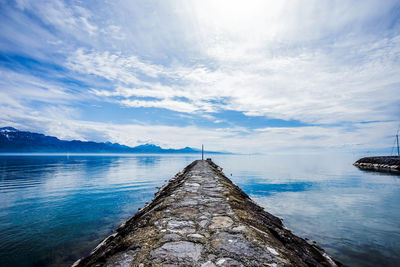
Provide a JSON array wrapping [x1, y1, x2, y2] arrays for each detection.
[[0, 154, 399, 267]]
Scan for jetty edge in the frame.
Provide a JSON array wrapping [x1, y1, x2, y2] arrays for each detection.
[[353, 156, 400, 173], [73, 160, 340, 266]]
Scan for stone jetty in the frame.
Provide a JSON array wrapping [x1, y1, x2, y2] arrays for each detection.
[[73, 160, 339, 266], [354, 156, 400, 173]]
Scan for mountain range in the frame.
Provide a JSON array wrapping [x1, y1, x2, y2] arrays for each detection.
[[0, 127, 213, 154]]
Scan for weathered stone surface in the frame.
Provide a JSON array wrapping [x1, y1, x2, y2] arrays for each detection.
[[215, 257, 244, 266], [201, 260, 217, 267], [162, 233, 181, 241], [73, 160, 340, 266], [209, 216, 234, 229], [104, 250, 136, 267], [188, 233, 205, 239], [150, 241, 203, 263]]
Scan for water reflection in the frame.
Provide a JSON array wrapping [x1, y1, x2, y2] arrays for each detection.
[[210, 154, 400, 267], [0, 154, 399, 267], [356, 167, 400, 176], [0, 154, 198, 267], [135, 156, 161, 166], [240, 181, 314, 195]]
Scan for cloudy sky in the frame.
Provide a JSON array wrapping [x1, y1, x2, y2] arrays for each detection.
[[0, 0, 399, 153]]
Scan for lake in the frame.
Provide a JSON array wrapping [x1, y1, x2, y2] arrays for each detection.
[[0, 154, 399, 266]]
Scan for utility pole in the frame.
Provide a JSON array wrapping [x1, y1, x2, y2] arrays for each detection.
[[397, 134, 399, 156], [202, 144, 204, 160]]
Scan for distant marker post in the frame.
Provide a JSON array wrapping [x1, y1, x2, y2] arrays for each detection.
[[202, 144, 204, 160]]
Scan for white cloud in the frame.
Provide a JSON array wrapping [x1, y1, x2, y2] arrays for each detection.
[[67, 49, 160, 84], [66, 32, 400, 124], [1, 0, 399, 153], [0, 69, 79, 105], [121, 99, 201, 114], [13, 0, 396, 125], [0, 105, 396, 154], [23, 0, 98, 37]]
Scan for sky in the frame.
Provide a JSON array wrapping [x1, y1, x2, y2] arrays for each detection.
[[0, 0, 399, 154]]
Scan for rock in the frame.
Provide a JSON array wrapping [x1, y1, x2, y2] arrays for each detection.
[[201, 260, 217, 267], [176, 199, 198, 207], [267, 247, 279, 256], [186, 182, 201, 187], [211, 232, 252, 257], [199, 220, 209, 228], [74, 160, 339, 267], [209, 216, 234, 229], [215, 257, 244, 266], [167, 220, 196, 234], [232, 225, 247, 233], [150, 241, 203, 263], [187, 233, 205, 239], [105, 250, 136, 267], [162, 233, 182, 241], [354, 156, 400, 173]]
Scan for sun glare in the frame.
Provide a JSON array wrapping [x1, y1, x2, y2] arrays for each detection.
[[192, 0, 285, 42]]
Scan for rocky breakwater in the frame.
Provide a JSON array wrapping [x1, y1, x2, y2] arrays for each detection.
[[73, 160, 340, 266], [354, 156, 400, 173]]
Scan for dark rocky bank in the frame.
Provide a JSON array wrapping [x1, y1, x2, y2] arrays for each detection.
[[73, 160, 340, 266], [354, 156, 400, 173]]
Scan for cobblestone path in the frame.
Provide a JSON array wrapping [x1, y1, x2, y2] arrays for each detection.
[[74, 160, 339, 267]]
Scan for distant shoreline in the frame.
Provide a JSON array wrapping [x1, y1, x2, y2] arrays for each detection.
[[0, 127, 229, 154], [0, 152, 228, 156]]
